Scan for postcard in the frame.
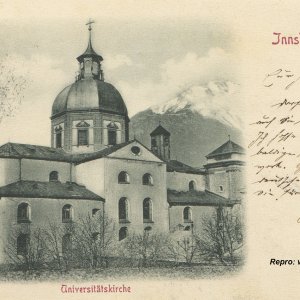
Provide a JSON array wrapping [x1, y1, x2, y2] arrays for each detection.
[[0, 0, 300, 299]]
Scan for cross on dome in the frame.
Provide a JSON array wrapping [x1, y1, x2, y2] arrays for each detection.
[[86, 18, 95, 31]]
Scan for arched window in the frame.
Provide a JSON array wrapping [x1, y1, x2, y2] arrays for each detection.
[[143, 198, 153, 222], [92, 208, 100, 216], [183, 207, 192, 223], [118, 171, 130, 184], [142, 173, 153, 185], [17, 234, 29, 256], [62, 234, 72, 254], [107, 122, 118, 145], [189, 180, 196, 191], [119, 227, 128, 241], [92, 232, 100, 241], [49, 171, 59, 182], [119, 198, 129, 222], [62, 204, 73, 222], [17, 203, 31, 223], [55, 125, 63, 148], [92, 61, 99, 75], [164, 136, 169, 146]]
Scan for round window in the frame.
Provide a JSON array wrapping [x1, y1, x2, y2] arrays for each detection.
[[131, 146, 141, 155]]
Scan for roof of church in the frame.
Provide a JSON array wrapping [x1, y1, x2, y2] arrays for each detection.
[[150, 125, 170, 137], [72, 140, 133, 164], [166, 160, 205, 175], [206, 140, 245, 158], [167, 189, 239, 206], [0, 180, 104, 201], [0, 140, 161, 164], [0, 143, 72, 162], [51, 78, 128, 118]]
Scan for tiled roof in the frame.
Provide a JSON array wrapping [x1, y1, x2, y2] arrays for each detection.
[[72, 140, 134, 164], [150, 125, 170, 137], [0, 141, 133, 164], [0, 143, 72, 162], [0, 140, 164, 165], [0, 180, 104, 201], [167, 189, 238, 206], [206, 140, 245, 158], [166, 160, 205, 175]]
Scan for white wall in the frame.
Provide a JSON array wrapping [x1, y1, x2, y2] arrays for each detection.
[[21, 159, 71, 183], [0, 158, 19, 186], [167, 171, 206, 192], [75, 159, 105, 197], [104, 157, 169, 235]]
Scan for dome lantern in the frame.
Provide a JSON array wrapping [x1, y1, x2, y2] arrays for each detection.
[[76, 19, 104, 81]]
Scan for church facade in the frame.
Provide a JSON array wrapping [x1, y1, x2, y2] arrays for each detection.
[[0, 25, 245, 263]]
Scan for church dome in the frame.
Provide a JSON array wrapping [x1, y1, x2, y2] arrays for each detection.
[[51, 78, 128, 118]]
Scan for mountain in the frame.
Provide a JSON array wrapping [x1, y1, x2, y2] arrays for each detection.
[[129, 81, 243, 167]]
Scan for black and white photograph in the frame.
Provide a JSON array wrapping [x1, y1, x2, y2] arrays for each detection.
[[0, 12, 245, 282]]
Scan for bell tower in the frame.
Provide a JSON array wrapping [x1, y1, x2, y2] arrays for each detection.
[[150, 124, 170, 161]]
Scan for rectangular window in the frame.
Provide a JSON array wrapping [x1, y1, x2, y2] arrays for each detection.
[[108, 130, 117, 145], [78, 129, 88, 146], [56, 132, 62, 148]]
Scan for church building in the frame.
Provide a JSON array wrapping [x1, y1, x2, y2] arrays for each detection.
[[0, 23, 245, 263]]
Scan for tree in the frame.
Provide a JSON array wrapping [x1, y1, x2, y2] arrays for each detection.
[[43, 221, 75, 272], [167, 234, 201, 266], [0, 57, 28, 123], [5, 225, 47, 272], [71, 212, 116, 269], [199, 205, 243, 265], [122, 231, 169, 268]]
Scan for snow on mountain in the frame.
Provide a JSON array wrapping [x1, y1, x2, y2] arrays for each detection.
[[151, 81, 243, 130]]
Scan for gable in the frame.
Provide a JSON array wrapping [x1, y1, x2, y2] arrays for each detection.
[[107, 140, 163, 163]]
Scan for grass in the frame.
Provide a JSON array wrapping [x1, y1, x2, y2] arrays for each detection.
[[0, 264, 242, 282]]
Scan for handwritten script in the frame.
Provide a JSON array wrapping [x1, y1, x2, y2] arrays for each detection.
[[250, 69, 300, 200]]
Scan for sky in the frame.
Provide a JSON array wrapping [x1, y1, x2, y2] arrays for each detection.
[[0, 7, 238, 146]]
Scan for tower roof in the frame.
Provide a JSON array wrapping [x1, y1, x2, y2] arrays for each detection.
[[206, 140, 245, 159], [76, 19, 103, 62], [150, 125, 170, 137], [76, 35, 103, 61]]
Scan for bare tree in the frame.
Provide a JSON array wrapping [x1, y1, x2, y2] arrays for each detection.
[[5, 225, 47, 273], [43, 221, 76, 272], [122, 231, 169, 268], [167, 234, 201, 266], [0, 57, 28, 123], [199, 205, 243, 265], [71, 212, 116, 269]]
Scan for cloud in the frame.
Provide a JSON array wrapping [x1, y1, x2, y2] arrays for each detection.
[[0, 47, 238, 145], [0, 53, 71, 145], [117, 47, 237, 116], [104, 54, 132, 70]]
